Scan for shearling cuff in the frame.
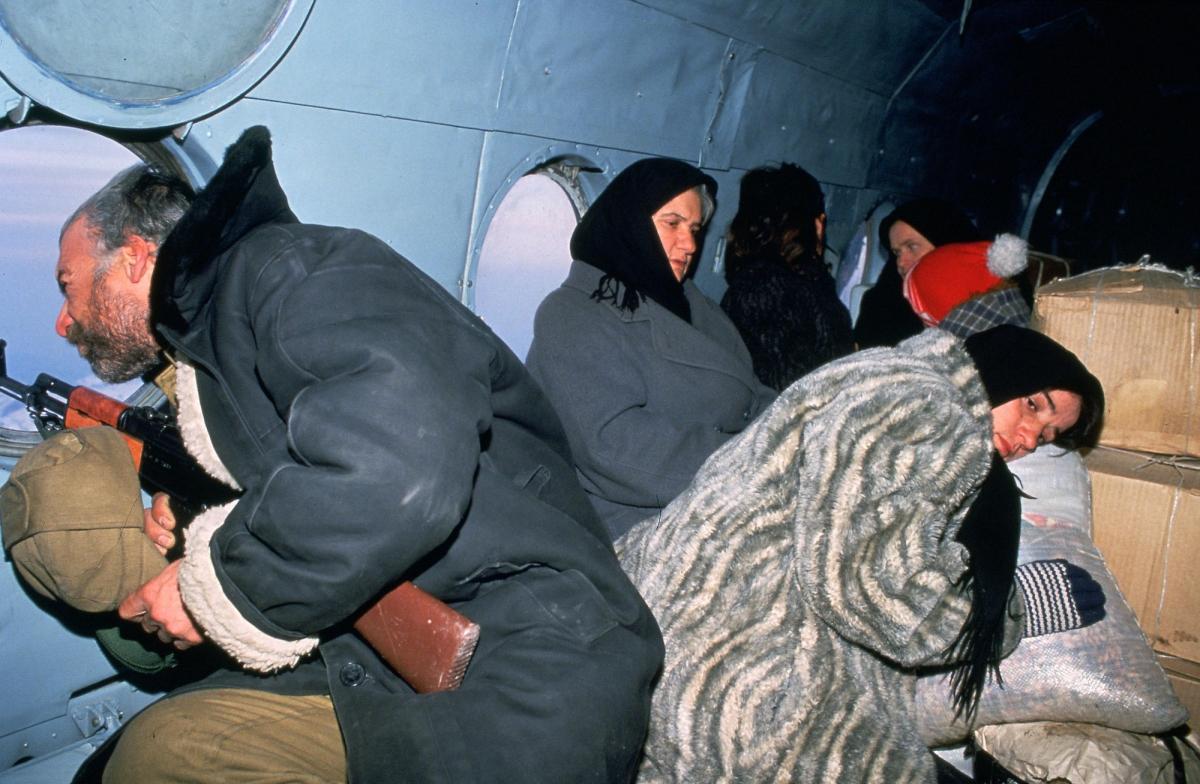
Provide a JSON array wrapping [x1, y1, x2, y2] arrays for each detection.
[[178, 502, 318, 672]]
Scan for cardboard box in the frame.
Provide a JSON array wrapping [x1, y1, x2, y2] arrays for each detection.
[[1086, 446, 1200, 663], [1159, 654, 1200, 727], [1033, 266, 1200, 457]]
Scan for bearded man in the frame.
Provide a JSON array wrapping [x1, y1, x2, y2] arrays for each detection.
[[32, 127, 662, 783]]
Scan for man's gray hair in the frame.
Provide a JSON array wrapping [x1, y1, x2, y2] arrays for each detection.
[[62, 164, 194, 274]]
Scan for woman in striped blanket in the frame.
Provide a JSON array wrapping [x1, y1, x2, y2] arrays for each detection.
[[617, 325, 1106, 783]]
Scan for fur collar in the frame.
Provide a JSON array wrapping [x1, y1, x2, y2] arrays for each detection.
[[151, 126, 298, 333]]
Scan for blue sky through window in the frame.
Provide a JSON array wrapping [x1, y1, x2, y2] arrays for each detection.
[[1, 126, 141, 430], [474, 174, 576, 361]]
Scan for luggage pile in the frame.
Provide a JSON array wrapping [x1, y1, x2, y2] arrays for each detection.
[[1033, 263, 1200, 725]]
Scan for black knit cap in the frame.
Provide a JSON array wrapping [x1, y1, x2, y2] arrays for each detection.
[[573, 158, 717, 324], [964, 324, 1105, 448]]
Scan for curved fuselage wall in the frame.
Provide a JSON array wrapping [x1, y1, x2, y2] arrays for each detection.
[[1, 0, 969, 302]]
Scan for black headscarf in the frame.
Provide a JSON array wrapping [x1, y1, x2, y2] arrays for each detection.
[[947, 325, 1105, 719], [964, 324, 1105, 447], [572, 158, 717, 324], [854, 199, 983, 349], [877, 198, 982, 250]]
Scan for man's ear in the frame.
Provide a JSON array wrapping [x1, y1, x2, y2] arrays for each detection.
[[122, 235, 159, 285]]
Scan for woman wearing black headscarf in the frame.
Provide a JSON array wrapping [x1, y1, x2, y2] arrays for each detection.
[[617, 324, 1105, 782], [526, 158, 775, 540], [853, 198, 983, 348]]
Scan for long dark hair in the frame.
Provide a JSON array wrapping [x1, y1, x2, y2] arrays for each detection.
[[726, 163, 825, 278], [948, 325, 1105, 718]]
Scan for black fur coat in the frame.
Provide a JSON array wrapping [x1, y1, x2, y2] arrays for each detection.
[[720, 256, 853, 391]]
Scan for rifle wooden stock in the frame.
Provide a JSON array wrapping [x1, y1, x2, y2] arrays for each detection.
[[354, 583, 480, 692]]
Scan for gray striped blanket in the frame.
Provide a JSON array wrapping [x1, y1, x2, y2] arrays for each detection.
[[617, 330, 1001, 783]]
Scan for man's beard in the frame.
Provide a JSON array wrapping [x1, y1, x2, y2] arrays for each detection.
[[66, 283, 160, 383]]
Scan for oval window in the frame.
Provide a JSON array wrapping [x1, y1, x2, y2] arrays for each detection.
[[1, 125, 144, 442], [474, 172, 580, 361], [0, 0, 313, 129]]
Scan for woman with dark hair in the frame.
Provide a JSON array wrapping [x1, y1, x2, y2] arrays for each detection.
[[617, 325, 1106, 783], [526, 158, 775, 541], [853, 198, 983, 348], [720, 163, 853, 391]]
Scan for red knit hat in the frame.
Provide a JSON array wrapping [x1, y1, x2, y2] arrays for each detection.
[[902, 234, 1028, 326]]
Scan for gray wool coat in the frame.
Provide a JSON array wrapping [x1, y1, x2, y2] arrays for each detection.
[[526, 260, 776, 540], [617, 330, 1026, 783]]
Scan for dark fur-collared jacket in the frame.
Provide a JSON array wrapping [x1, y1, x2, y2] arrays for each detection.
[[143, 127, 663, 782], [616, 330, 1025, 783]]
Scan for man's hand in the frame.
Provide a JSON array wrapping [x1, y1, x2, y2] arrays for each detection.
[[118, 560, 203, 649], [143, 491, 177, 556]]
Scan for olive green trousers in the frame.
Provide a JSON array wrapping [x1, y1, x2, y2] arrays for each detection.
[[104, 689, 346, 783]]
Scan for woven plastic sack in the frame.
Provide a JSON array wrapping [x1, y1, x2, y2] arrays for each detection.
[[974, 721, 1200, 784], [917, 445, 1188, 746]]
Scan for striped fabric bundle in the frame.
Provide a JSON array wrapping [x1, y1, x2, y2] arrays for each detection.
[[617, 329, 1012, 783], [1013, 559, 1082, 638]]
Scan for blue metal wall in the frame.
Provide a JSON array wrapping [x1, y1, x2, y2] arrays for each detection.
[[0, 0, 966, 303]]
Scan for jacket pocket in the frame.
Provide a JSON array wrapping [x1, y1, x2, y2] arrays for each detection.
[[514, 567, 620, 645]]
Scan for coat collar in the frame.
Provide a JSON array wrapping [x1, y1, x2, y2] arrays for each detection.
[[562, 261, 759, 387], [151, 126, 299, 336]]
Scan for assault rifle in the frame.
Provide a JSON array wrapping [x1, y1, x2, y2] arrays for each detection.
[[1, 339, 478, 692], [0, 340, 238, 512]]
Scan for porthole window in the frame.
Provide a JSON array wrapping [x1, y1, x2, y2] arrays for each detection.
[[474, 170, 581, 360], [0, 1, 313, 129], [0, 125, 145, 444]]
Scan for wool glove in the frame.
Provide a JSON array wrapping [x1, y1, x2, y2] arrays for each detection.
[[1015, 559, 1106, 638]]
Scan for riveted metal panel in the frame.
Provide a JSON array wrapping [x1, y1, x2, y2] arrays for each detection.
[[698, 38, 761, 171], [729, 50, 886, 187], [247, 0, 517, 131], [496, 0, 729, 161], [0, 552, 136, 763], [191, 100, 485, 296], [639, 0, 946, 96]]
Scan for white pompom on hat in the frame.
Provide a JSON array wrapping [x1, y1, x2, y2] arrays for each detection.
[[903, 234, 1029, 326], [987, 233, 1029, 278]]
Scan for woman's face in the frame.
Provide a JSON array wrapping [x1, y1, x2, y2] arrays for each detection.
[[653, 188, 704, 282], [888, 221, 935, 277], [990, 389, 1082, 461]]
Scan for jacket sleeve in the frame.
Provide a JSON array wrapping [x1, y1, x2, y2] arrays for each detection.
[[792, 373, 998, 668], [527, 294, 732, 511], [178, 238, 495, 670]]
